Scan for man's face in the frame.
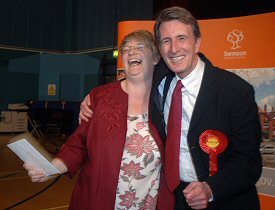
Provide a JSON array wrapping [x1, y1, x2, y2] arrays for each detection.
[[158, 20, 201, 78]]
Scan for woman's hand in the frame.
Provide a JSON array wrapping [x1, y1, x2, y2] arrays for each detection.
[[23, 158, 68, 182], [23, 163, 51, 182]]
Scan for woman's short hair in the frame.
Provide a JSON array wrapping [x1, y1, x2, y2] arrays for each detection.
[[120, 30, 160, 62]]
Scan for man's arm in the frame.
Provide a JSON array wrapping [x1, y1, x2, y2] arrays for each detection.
[[206, 83, 262, 208], [79, 94, 93, 123]]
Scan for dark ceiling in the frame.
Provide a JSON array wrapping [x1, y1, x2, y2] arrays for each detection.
[[0, 0, 274, 63], [0, 0, 153, 63]]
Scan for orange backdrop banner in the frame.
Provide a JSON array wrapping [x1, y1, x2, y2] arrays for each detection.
[[117, 12, 275, 70], [117, 12, 275, 210]]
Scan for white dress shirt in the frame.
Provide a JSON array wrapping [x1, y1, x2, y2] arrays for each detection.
[[159, 57, 205, 182]]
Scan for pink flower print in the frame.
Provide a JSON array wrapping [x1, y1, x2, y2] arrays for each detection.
[[140, 195, 157, 210], [121, 160, 144, 177], [155, 157, 161, 167], [119, 191, 138, 209], [136, 122, 145, 130], [126, 133, 155, 157], [151, 179, 157, 188]]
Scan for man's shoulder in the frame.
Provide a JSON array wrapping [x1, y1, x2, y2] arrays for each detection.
[[152, 59, 173, 90], [216, 68, 251, 87], [201, 53, 252, 89], [154, 59, 172, 78]]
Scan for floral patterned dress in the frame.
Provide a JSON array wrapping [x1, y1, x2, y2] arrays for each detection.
[[115, 113, 162, 210]]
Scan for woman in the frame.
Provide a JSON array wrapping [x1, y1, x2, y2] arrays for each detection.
[[24, 30, 174, 210]]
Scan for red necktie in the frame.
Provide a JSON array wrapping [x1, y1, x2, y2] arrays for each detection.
[[165, 80, 183, 192]]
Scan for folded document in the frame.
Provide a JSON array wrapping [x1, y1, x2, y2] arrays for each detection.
[[7, 133, 60, 176]]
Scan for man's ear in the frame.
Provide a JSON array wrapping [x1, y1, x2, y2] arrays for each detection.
[[195, 37, 201, 54]]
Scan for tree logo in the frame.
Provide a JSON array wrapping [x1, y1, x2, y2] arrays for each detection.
[[227, 29, 244, 49]]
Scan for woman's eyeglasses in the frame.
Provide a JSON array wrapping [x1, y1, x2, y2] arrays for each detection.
[[122, 44, 147, 54]]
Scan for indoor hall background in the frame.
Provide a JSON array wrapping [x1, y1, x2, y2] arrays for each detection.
[[0, 0, 273, 109], [0, 1, 274, 209]]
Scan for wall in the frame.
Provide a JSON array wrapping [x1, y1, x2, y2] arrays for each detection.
[[3, 54, 99, 108], [0, 62, 38, 110], [38, 54, 99, 101]]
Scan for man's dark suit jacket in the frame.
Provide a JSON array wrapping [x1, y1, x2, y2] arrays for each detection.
[[149, 53, 262, 210]]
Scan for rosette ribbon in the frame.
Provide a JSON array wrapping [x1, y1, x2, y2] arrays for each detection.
[[199, 130, 228, 176]]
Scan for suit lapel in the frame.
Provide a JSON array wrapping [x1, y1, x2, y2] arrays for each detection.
[[150, 59, 173, 140], [189, 60, 217, 131]]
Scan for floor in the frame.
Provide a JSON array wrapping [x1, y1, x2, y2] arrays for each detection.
[[0, 132, 78, 210], [2, 131, 274, 210]]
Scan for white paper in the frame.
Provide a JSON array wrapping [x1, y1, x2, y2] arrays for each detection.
[[7, 138, 60, 176]]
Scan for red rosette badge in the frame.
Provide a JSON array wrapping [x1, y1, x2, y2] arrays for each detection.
[[199, 130, 228, 176]]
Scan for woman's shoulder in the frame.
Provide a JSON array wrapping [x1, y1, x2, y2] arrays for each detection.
[[89, 80, 122, 96], [87, 80, 127, 110]]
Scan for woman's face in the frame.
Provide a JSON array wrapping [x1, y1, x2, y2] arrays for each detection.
[[121, 39, 157, 80]]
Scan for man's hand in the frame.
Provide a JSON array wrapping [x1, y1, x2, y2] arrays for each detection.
[[183, 181, 213, 209], [79, 94, 93, 123]]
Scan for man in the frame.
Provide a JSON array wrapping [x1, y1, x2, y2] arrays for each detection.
[[80, 6, 262, 210]]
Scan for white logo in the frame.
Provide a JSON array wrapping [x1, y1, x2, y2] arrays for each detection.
[[224, 29, 246, 59], [227, 29, 244, 49]]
